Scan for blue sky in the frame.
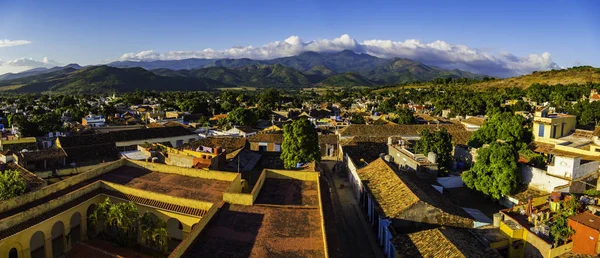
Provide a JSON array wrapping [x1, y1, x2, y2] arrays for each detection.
[[0, 0, 598, 76]]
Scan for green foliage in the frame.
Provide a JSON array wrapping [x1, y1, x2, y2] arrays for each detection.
[[468, 112, 532, 150], [565, 100, 600, 128], [390, 108, 416, 124], [139, 213, 169, 254], [88, 197, 140, 248], [519, 149, 547, 168], [550, 198, 579, 246], [88, 198, 169, 254], [349, 113, 366, 124], [0, 169, 27, 200], [584, 189, 600, 197], [414, 128, 453, 171], [227, 108, 258, 126], [462, 142, 520, 199], [281, 119, 321, 169]]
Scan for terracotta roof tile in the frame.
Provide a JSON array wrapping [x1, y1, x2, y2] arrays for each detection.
[[392, 227, 500, 258], [248, 133, 284, 144]]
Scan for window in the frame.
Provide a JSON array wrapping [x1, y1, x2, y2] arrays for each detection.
[[538, 124, 545, 137], [552, 125, 557, 138]]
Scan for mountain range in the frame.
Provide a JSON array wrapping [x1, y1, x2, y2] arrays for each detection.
[[0, 50, 487, 93]]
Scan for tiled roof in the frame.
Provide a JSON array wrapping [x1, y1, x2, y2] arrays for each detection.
[[248, 133, 284, 144], [392, 227, 499, 258], [461, 117, 486, 126], [357, 158, 420, 218], [181, 137, 247, 152], [339, 124, 466, 137], [103, 190, 208, 217], [451, 131, 474, 146], [63, 142, 119, 163], [318, 134, 338, 145], [17, 148, 67, 161], [234, 126, 259, 134], [58, 127, 195, 148], [342, 142, 388, 165], [357, 158, 473, 225], [569, 212, 600, 231]]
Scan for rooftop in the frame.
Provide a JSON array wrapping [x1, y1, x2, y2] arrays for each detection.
[[182, 203, 325, 258], [247, 133, 284, 144], [569, 211, 600, 231], [98, 166, 232, 203], [254, 178, 319, 206], [392, 227, 500, 258], [357, 158, 473, 226]]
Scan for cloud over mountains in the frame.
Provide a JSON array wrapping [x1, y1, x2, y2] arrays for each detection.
[[120, 34, 560, 77], [0, 57, 61, 75]]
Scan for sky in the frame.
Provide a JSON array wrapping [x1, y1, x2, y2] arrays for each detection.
[[0, 0, 599, 76]]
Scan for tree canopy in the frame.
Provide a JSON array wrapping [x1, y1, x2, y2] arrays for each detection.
[[390, 107, 416, 124], [461, 142, 520, 199], [468, 112, 532, 150], [414, 128, 453, 172], [227, 108, 258, 126], [0, 169, 26, 201], [281, 118, 321, 169]]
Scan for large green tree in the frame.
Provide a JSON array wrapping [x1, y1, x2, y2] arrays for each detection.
[[468, 112, 532, 149], [281, 118, 321, 169], [462, 142, 520, 199], [0, 169, 27, 201], [414, 128, 453, 171], [227, 108, 258, 126], [390, 108, 416, 124]]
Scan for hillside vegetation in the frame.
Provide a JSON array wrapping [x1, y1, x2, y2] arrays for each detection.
[[376, 66, 600, 92]]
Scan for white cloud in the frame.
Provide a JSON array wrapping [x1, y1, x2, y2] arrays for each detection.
[[0, 57, 62, 75], [0, 39, 32, 48], [119, 34, 560, 77]]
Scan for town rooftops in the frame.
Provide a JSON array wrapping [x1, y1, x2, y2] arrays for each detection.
[[231, 126, 259, 134], [58, 126, 196, 148], [318, 134, 338, 145], [392, 227, 501, 258], [461, 117, 486, 127], [569, 211, 600, 231]]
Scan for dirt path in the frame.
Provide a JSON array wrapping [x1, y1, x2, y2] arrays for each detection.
[[320, 161, 384, 258]]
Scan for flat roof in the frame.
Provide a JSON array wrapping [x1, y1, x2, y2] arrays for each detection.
[[99, 166, 231, 203], [254, 178, 319, 206], [182, 204, 325, 258]]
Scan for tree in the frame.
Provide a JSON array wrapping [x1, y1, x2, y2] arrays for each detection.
[[88, 198, 139, 247], [390, 108, 416, 124], [414, 128, 453, 171], [468, 112, 532, 150], [281, 119, 321, 169], [350, 114, 365, 124], [0, 169, 26, 200], [462, 142, 520, 199], [139, 212, 169, 254], [227, 108, 258, 126]]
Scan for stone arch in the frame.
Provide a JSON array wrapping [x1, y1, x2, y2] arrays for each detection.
[[167, 218, 184, 251], [51, 221, 65, 257], [29, 231, 45, 258], [70, 212, 83, 245]]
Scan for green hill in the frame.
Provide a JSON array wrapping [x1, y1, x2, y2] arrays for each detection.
[[319, 72, 375, 87], [465, 66, 600, 89], [363, 58, 485, 84]]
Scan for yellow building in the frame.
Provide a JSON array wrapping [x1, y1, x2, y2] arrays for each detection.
[[0, 159, 329, 258], [532, 108, 577, 140]]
